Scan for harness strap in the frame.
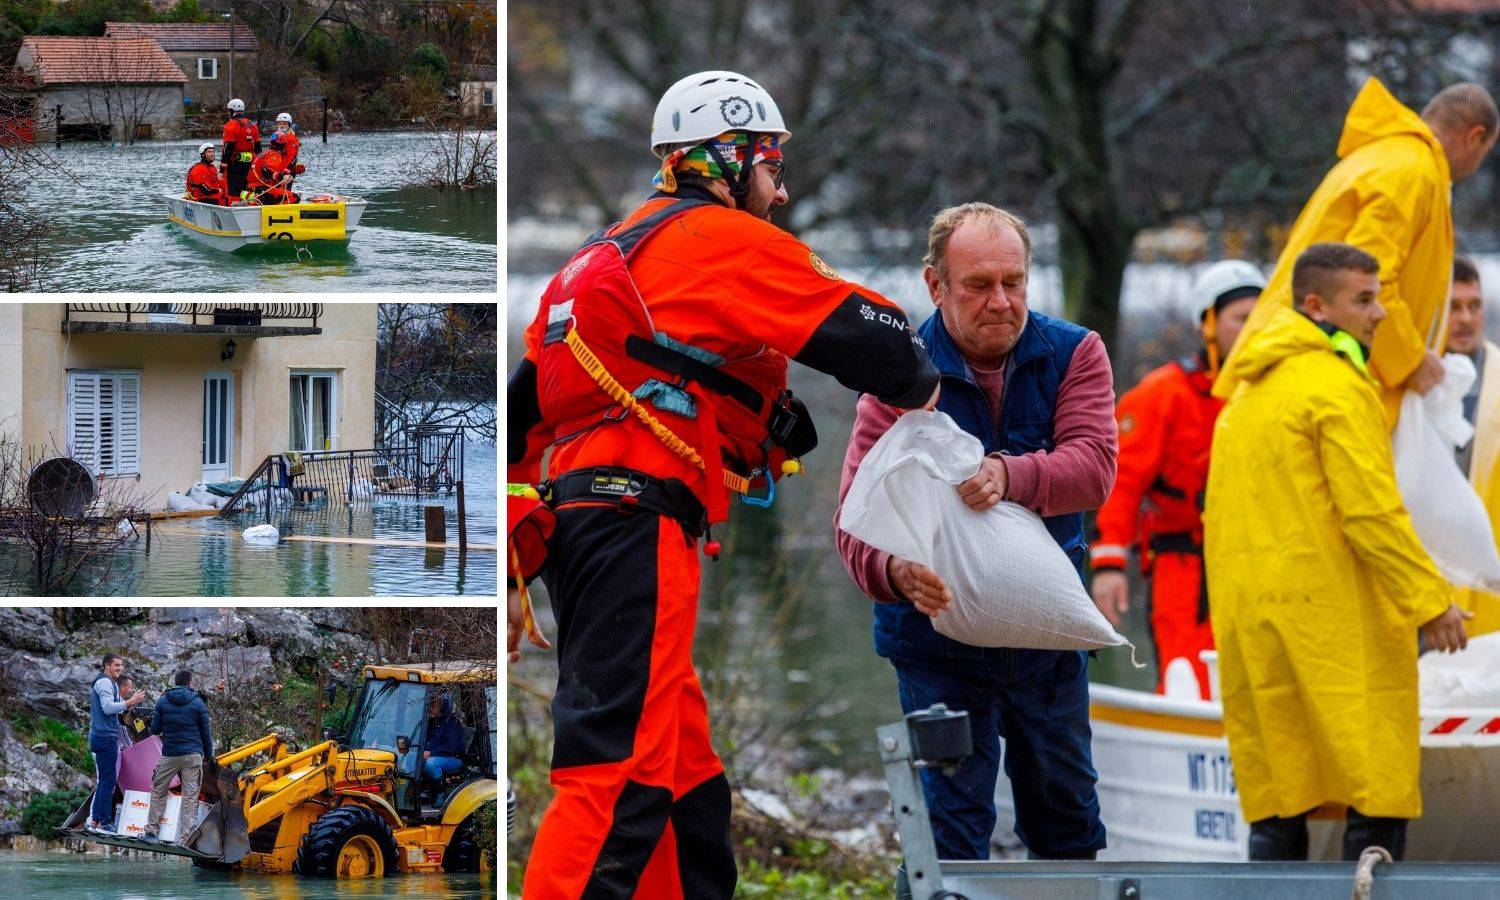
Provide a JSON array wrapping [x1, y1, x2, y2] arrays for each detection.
[[624, 334, 765, 414], [563, 328, 751, 494]]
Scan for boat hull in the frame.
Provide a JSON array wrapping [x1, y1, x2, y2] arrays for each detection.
[[992, 683, 1500, 861], [165, 192, 366, 252]]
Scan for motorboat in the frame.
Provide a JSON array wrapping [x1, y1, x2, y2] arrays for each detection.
[[165, 190, 367, 252]]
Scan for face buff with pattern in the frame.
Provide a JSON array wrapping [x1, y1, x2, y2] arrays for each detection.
[[654, 132, 783, 205]]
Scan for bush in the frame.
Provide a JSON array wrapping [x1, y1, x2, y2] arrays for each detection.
[[406, 42, 449, 83], [20, 788, 90, 838], [10, 714, 91, 773], [355, 88, 397, 125], [474, 799, 498, 869]]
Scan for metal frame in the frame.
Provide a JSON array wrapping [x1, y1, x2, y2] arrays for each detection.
[[64, 303, 322, 328]]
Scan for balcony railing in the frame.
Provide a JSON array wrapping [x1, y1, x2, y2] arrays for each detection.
[[65, 303, 322, 327]]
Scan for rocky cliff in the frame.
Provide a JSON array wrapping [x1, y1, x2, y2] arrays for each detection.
[[0, 607, 380, 830]]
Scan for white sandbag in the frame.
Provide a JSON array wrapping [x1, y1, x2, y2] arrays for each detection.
[[1392, 354, 1500, 593], [1419, 632, 1500, 708], [187, 483, 219, 508], [166, 492, 212, 512], [839, 409, 1127, 651], [242, 524, 280, 545]]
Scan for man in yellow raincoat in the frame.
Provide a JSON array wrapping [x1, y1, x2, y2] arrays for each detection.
[[1205, 242, 1470, 861], [1446, 256, 1500, 636], [1214, 78, 1498, 425]]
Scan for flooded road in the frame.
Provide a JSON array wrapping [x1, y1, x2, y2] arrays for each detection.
[[0, 850, 495, 899], [26, 132, 496, 293], [0, 441, 498, 598]]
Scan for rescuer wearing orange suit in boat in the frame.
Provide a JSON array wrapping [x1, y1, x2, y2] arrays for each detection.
[[185, 143, 227, 206], [1088, 261, 1263, 700]]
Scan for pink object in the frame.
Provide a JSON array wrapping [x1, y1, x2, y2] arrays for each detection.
[[117, 735, 180, 793], [835, 330, 1118, 604]]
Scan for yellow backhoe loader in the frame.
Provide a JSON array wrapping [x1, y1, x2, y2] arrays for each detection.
[[64, 661, 497, 878]]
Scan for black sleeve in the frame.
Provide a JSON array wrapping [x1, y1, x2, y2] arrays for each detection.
[[507, 358, 543, 466], [794, 292, 939, 408]]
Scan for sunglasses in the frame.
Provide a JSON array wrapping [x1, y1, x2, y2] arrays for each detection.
[[760, 160, 786, 189]]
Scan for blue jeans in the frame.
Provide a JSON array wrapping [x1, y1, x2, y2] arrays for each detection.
[[893, 649, 1105, 860], [89, 734, 119, 826], [423, 755, 462, 780]]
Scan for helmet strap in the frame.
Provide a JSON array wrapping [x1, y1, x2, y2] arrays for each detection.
[[1201, 307, 1220, 377], [702, 137, 755, 210]]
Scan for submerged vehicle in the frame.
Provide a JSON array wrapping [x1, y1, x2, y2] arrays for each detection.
[[994, 671, 1500, 862], [165, 192, 367, 252], [64, 661, 497, 877]]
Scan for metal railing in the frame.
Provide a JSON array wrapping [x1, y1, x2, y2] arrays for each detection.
[[220, 436, 464, 519], [65, 303, 322, 327]]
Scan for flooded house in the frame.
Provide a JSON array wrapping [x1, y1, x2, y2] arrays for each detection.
[[104, 21, 260, 110], [0, 302, 375, 511], [13, 36, 188, 141]]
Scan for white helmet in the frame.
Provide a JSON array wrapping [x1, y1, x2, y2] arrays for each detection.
[[276, 113, 292, 124], [227, 98, 245, 113], [1193, 260, 1265, 317], [650, 70, 789, 158], [197, 142, 215, 155]]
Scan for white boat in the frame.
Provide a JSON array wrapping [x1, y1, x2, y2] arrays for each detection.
[[993, 677, 1500, 861], [165, 191, 367, 252]]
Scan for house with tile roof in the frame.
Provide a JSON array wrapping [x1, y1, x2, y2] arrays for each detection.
[[105, 22, 260, 109], [14, 36, 188, 141]]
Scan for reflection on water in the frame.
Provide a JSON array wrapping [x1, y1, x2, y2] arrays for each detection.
[[28, 132, 496, 293], [0, 443, 498, 598], [0, 851, 495, 899]]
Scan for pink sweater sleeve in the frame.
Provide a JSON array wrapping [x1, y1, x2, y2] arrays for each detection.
[[999, 331, 1119, 516], [834, 393, 905, 605]]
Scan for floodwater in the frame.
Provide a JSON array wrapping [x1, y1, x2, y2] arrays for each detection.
[[0, 441, 498, 598], [0, 850, 496, 899], [26, 132, 497, 293]]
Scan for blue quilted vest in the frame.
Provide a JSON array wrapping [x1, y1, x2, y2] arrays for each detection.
[[871, 309, 1090, 672]]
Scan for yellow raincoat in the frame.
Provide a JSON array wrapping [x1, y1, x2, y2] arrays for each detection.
[[1205, 305, 1451, 822], [1460, 339, 1500, 636], [1214, 77, 1453, 426]]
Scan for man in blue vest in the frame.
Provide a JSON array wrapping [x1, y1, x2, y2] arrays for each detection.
[[837, 202, 1118, 861], [87, 652, 146, 833]]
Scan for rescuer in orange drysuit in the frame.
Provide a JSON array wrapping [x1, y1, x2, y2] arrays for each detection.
[[1090, 260, 1264, 699], [507, 70, 939, 899]]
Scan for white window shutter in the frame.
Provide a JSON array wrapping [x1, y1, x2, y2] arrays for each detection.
[[117, 373, 140, 475], [68, 372, 99, 473]]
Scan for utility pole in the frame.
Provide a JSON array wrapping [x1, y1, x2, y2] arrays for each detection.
[[226, 5, 236, 99]]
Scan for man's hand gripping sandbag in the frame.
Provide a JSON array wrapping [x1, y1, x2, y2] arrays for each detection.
[[839, 410, 1128, 651]]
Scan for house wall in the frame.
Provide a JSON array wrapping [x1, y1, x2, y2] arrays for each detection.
[[36, 84, 186, 140], [15, 304, 375, 510], [166, 50, 258, 108], [460, 80, 496, 119], [0, 305, 21, 440]]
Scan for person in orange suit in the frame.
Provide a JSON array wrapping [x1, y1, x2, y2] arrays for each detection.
[[1090, 260, 1264, 698], [243, 150, 299, 205], [185, 143, 227, 205]]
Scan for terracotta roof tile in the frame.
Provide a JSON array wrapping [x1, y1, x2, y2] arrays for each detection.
[[104, 22, 260, 52], [18, 36, 189, 86]]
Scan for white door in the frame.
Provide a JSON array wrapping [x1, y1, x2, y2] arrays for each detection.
[[202, 372, 233, 482]]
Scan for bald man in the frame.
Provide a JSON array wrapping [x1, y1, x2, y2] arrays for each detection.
[[1216, 78, 1498, 425]]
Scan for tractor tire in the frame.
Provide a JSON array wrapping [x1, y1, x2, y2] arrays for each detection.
[[443, 814, 483, 873], [293, 806, 399, 878]]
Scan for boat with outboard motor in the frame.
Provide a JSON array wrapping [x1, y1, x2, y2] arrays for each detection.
[[165, 190, 367, 252]]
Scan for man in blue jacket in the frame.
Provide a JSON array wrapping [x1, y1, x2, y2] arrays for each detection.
[[837, 203, 1118, 862], [423, 695, 465, 781], [142, 670, 214, 846], [87, 653, 146, 833]]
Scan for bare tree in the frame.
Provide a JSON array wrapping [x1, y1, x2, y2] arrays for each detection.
[[0, 69, 58, 291], [377, 304, 497, 442], [74, 41, 177, 146], [0, 430, 152, 597]]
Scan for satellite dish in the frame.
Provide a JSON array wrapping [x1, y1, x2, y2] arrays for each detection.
[[27, 457, 96, 518]]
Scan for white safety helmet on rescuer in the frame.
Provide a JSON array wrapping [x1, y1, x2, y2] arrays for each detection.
[[1193, 259, 1265, 318], [197, 142, 215, 155], [227, 98, 245, 113], [276, 113, 292, 124], [650, 70, 790, 159]]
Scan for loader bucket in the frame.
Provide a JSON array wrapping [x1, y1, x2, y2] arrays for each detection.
[[189, 766, 250, 863]]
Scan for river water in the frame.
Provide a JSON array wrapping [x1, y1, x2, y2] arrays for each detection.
[[25, 132, 497, 293], [0, 850, 496, 899], [0, 441, 497, 598]]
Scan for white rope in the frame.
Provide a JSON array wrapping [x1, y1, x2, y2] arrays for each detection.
[[1351, 845, 1392, 900]]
